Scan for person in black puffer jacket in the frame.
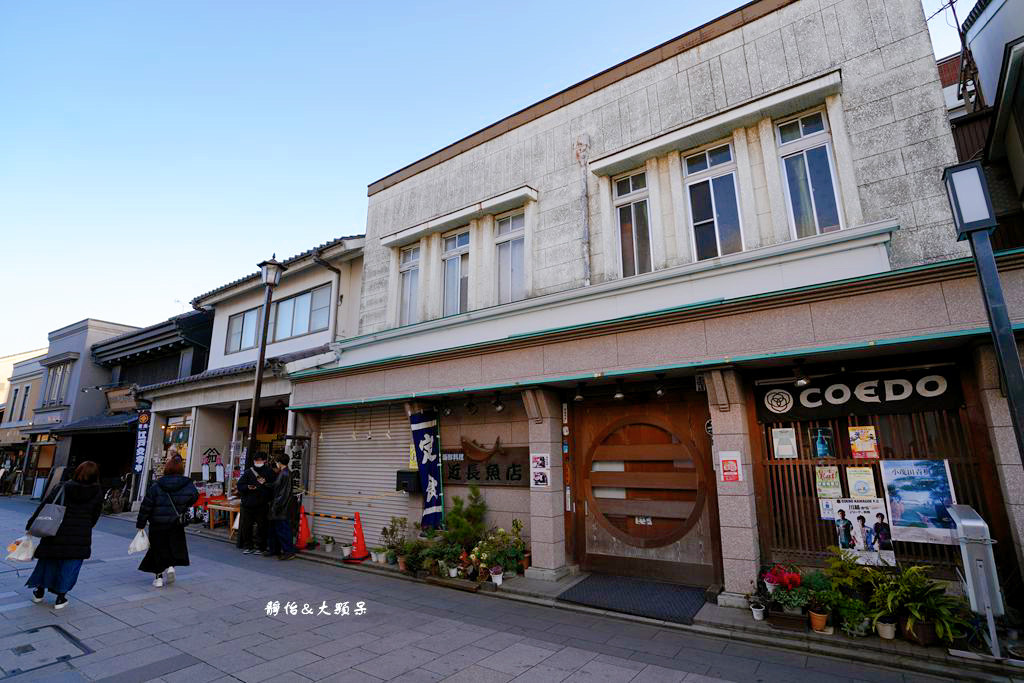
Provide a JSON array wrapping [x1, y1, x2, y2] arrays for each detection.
[[136, 456, 199, 587], [235, 452, 273, 554], [265, 453, 297, 560], [24, 461, 103, 609]]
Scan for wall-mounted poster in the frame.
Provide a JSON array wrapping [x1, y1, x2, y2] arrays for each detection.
[[719, 451, 742, 482], [809, 427, 835, 458], [771, 428, 798, 459], [819, 498, 837, 520], [880, 459, 957, 545], [815, 466, 842, 500], [827, 498, 896, 565], [848, 426, 879, 459], [530, 452, 550, 489], [846, 467, 876, 499]]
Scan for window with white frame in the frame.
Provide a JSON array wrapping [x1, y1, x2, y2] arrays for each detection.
[[495, 212, 525, 304], [442, 230, 470, 316], [613, 171, 652, 277], [226, 307, 260, 354], [269, 284, 332, 343], [683, 143, 743, 261], [777, 110, 842, 238], [18, 386, 29, 421], [42, 362, 73, 406], [399, 245, 420, 326]]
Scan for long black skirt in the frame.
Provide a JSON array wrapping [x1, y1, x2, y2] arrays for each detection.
[[138, 524, 190, 575]]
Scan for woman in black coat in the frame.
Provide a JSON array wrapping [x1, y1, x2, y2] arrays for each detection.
[[25, 461, 103, 609], [135, 456, 199, 587]]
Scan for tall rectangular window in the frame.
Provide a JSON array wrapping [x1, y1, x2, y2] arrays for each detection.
[[614, 171, 652, 277], [684, 143, 743, 261], [226, 307, 260, 354], [777, 111, 842, 238], [8, 388, 17, 420], [442, 230, 470, 316], [399, 245, 420, 326], [269, 284, 332, 343], [496, 212, 525, 304], [18, 386, 29, 421], [43, 362, 73, 406]]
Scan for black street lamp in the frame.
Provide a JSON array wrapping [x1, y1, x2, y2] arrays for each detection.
[[943, 160, 1024, 460], [246, 256, 288, 468]]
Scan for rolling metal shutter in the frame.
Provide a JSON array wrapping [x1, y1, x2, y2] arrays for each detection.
[[312, 405, 412, 547]]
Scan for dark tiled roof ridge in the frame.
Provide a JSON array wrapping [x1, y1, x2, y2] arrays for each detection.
[[961, 0, 992, 34], [189, 234, 364, 307], [92, 309, 208, 349]]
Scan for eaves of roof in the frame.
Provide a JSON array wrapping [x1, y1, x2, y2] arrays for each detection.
[[137, 344, 331, 393]]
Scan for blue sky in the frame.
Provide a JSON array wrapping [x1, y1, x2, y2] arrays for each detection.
[[0, 1, 963, 357]]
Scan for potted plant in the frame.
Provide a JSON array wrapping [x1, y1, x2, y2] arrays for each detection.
[[807, 587, 841, 632], [904, 586, 968, 646], [839, 596, 872, 637], [867, 569, 900, 639], [490, 565, 504, 586], [749, 596, 766, 621], [774, 586, 809, 616], [386, 549, 397, 565], [442, 543, 462, 578], [322, 536, 335, 553], [761, 564, 787, 594]]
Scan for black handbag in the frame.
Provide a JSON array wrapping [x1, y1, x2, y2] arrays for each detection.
[[164, 488, 189, 526]]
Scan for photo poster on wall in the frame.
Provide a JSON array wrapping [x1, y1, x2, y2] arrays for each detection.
[[848, 425, 879, 459], [530, 453, 550, 489], [771, 428, 798, 459], [809, 426, 835, 458], [846, 467, 876, 499], [827, 498, 895, 565], [880, 459, 958, 545]]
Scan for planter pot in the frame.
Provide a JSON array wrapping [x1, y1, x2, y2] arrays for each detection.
[[520, 553, 531, 572], [764, 581, 778, 595], [766, 609, 806, 632], [751, 605, 765, 621], [876, 620, 897, 640], [323, 544, 334, 553], [782, 605, 803, 616], [901, 618, 937, 646], [371, 551, 380, 562], [397, 556, 408, 572], [342, 546, 352, 558], [809, 610, 828, 632], [448, 567, 459, 578], [491, 572, 503, 586]]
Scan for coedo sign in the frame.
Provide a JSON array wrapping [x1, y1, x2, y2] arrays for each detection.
[[755, 370, 962, 421]]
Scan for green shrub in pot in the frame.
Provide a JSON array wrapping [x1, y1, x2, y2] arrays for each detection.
[[773, 586, 809, 614]]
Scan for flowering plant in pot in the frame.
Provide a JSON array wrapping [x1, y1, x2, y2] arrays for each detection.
[[489, 565, 504, 586], [761, 564, 789, 594], [773, 586, 809, 616]]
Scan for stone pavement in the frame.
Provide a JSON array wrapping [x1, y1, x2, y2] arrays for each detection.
[[0, 498, 957, 682]]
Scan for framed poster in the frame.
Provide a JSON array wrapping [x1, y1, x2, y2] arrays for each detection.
[[530, 452, 550, 489], [809, 427, 834, 458], [815, 466, 842, 499], [879, 459, 957, 545], [771, 428, 798, 459], [848, 426, 879, 459], [827, 498, 896, 565], [719, 451, 742, 482], [846, 467, 876, 499]]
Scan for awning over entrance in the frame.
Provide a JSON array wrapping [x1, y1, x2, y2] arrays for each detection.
[[51, 413, 138, 435]]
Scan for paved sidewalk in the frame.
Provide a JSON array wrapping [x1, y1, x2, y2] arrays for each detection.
[[0, 498, 958, 682]]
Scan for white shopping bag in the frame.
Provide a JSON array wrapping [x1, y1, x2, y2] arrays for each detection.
[[6, 535, 37, 562], [128, 529, 149, 555], [232, 513, 240, 531]]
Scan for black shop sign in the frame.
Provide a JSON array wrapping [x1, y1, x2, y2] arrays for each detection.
[[442, 448, 529, 487], [755, 369, 962, 422]]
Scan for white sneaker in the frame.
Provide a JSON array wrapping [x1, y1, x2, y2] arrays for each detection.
[[165, 567, 175, 584], [153, 576, 164, 588]]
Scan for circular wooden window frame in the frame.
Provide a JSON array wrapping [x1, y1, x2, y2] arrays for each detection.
[[583, 415, 708, 549]]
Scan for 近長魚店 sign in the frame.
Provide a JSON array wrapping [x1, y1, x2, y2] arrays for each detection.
[[755, 370, 962, 422]]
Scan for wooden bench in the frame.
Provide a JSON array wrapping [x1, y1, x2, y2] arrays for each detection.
[[207, 502, 240, 540]]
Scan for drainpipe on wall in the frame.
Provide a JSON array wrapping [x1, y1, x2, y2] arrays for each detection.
[[576, 134, 592, 287], [313, 252, 343, 341]]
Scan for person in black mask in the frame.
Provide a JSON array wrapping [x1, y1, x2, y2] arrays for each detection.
[[236, 452, 273, 555]]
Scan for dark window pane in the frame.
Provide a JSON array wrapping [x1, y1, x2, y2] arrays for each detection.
[[801, 112, 824, 135], [686, 154, 708, 174], [618, 204, 636, 277], [694, 222, 718, 260], [459, 253, 469, 313], [779, 120, 801, 144], [806, 145, 840, 232], [616, 178, 631, 197], [634, 200, 651, 274], [688, 180, 713, 224], [631, 173, 646, 191], [712, 173, 743, 255], [708, 145, 732, 166], [784, 153, 817, 238]]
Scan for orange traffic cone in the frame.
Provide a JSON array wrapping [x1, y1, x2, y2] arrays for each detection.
[[297, 505, 312, 551], [344, 511, 370, 563]]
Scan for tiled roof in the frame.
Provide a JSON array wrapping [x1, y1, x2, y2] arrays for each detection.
[[962, 0, 992, 33], [93, 309, 208, 349], [189, 235, 364, 307], [51, 412, 139, 434], [138, 344, 332, 393]]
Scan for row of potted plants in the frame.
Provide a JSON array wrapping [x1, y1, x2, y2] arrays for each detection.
[[751, 547, 972, 646]]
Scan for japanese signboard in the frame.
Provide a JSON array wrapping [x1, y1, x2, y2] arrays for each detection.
[[755, 370, 962, 422], [134, 411, 150, 474], [442, 448, 529, 487], [106, 387, 138, 413], [410, 410, 443, 529]]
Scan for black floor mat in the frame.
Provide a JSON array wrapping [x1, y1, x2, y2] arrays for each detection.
[[556, 573, 706, 625]]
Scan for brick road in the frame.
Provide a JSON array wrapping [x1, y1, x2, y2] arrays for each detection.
[[0, 498, 950, 682]]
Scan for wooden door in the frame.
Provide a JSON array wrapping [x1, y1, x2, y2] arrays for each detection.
[[572, 393, 720, 586]]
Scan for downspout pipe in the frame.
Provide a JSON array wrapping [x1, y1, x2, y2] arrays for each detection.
[[314, 252, 343, 342], [576, 134, 592, 287]]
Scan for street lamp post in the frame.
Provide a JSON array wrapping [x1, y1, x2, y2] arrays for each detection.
[[943, 160, 1024, 461], [245, 256, 288, 470]]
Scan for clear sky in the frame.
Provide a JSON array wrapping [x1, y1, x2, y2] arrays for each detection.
[[0, 1, 966, 357]]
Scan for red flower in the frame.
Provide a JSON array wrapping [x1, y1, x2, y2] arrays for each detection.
[[781, 572, 802, 590]]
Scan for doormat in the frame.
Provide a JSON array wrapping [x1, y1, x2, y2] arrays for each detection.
[[556, 574, 706, 625]]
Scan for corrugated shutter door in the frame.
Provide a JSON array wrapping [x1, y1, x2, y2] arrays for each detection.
[[313, 405, 412, 547]]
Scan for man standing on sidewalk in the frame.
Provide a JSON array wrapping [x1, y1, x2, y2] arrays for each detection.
[[265, 453, 296, 560], [236, 452, 273, 555]]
